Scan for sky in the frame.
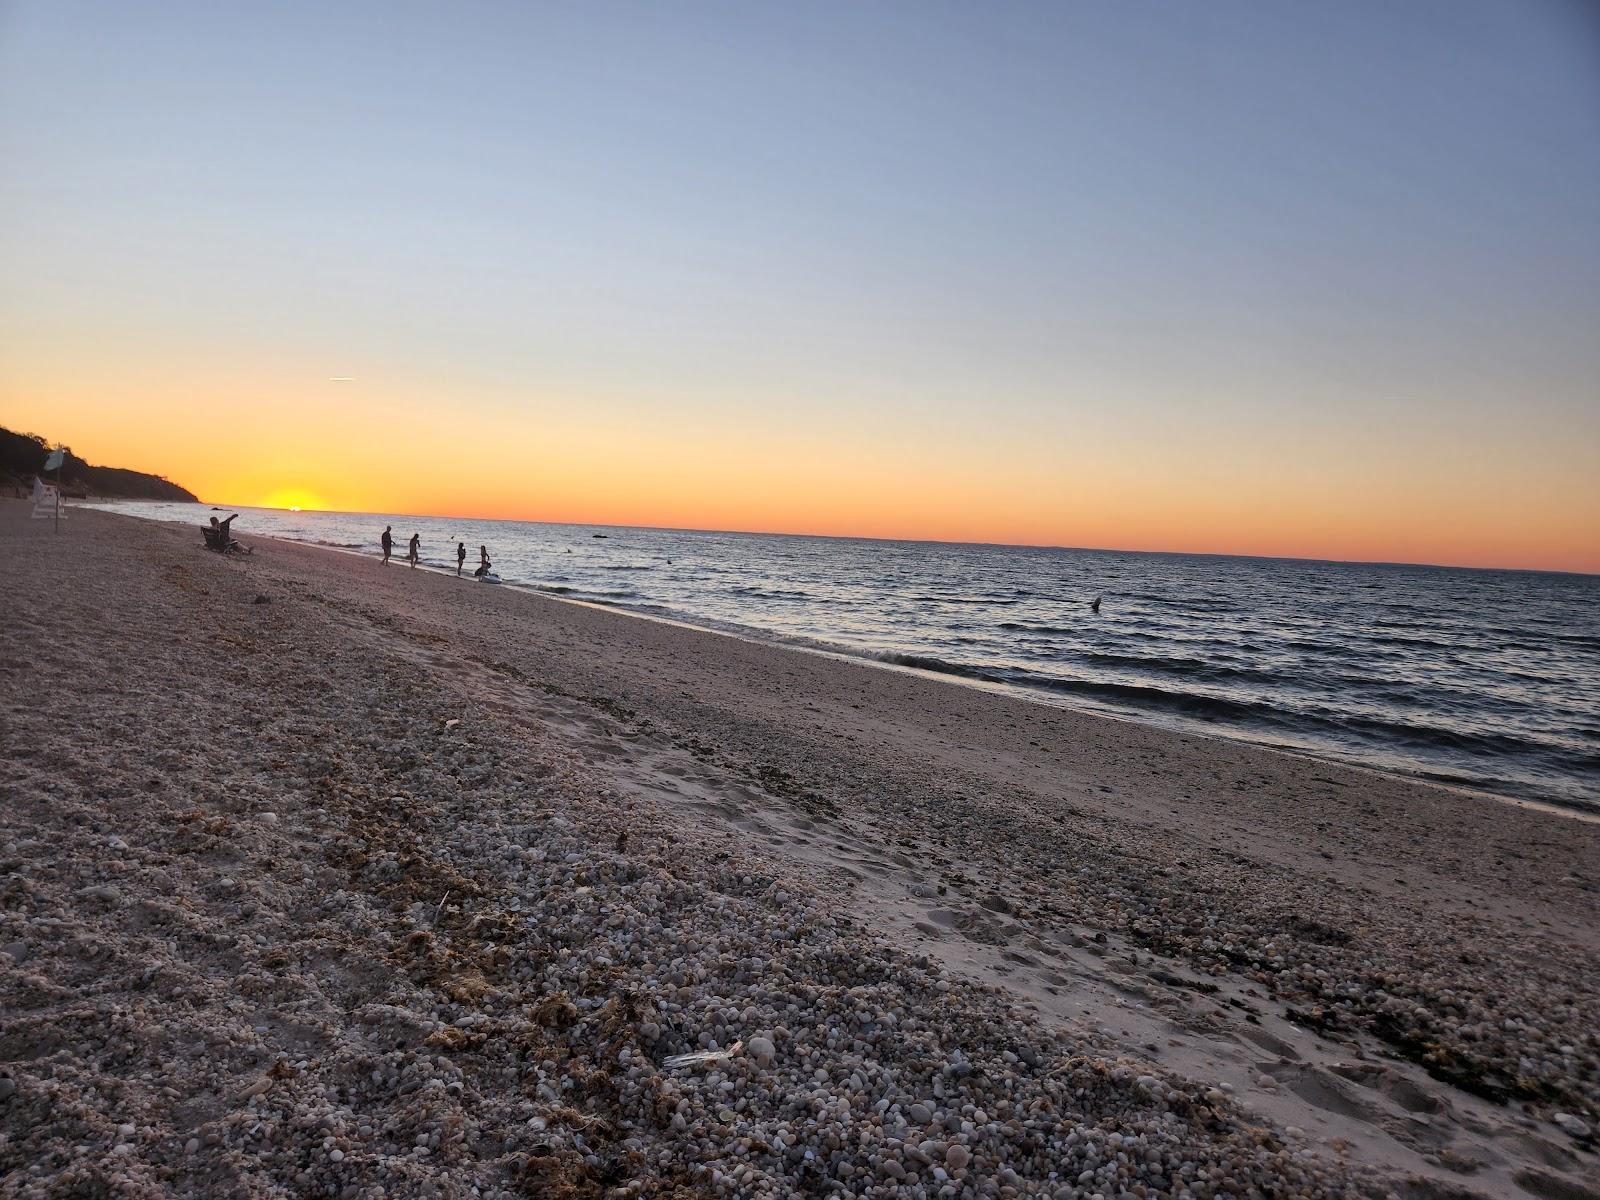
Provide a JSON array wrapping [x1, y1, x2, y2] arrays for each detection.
[[2, 1, 1597, 571]]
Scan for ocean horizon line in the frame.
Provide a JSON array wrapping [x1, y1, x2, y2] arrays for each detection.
[[161, 498, 1600, 579]]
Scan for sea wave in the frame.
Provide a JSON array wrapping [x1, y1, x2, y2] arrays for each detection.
[[913, 595, 1018, 606], [862, 651, 1289, 724], [1073, 649, 1278, 683], [1119, 590, 1241, 613], [1330, 711, 1585, 763], [1017, 674, 1279, 723], [731, 586, 818, 602], [849, 649, 1592, 780], [1554, 632, 1600, 651], [867, 651, 989, 679], [997, 622, 1079, 636]]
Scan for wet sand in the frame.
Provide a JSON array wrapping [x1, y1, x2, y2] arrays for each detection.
[[2, 505, 1596, 1199]]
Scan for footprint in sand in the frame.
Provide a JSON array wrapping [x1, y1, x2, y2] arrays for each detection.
[[1258, 1061, 1383, 1124], [1506, 1136, 1583, 1175], [1328, 1062, 1444, 1115], [1236, 1027, 1300, 1060], [1513, 1167, 1599, 1200]]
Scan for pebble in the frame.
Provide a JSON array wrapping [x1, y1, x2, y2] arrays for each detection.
[[1552, 1112, 1590, 1138], [746, 1036, 776, 1067]]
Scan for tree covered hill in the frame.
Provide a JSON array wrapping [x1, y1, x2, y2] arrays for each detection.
[[1, 426, 198, 502]]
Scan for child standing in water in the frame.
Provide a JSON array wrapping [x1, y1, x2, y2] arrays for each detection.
[[407, 532, 420, 567], [456, 541, 467, 576]]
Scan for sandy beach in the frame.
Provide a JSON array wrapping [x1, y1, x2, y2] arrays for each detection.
[[2, 506, 1596, 1200]]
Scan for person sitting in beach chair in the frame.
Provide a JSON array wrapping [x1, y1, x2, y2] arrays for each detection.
[[203, 513, 253, 555]]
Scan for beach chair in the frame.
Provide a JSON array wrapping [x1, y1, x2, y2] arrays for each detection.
[[202, 524, 253, 554]]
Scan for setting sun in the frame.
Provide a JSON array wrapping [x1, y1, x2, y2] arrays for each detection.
[[259, 489, 324, 512], [260, 488, 326, 513]]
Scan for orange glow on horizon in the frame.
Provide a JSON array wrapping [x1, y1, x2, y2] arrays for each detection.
[[5, 349, 1596, 575], [259, 487, 328, 513], [12, 400, 1595, 575]]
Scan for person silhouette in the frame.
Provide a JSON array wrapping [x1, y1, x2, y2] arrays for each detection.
[[205, 513, 250, 554], [380, 525, 393, 565], [475, 545, 492, 578], [407, 532, 420, 568], [456, 541, 467, 576], [1091, 595, 1102, 614]]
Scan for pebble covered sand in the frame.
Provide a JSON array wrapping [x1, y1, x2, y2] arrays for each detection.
[[2, 507, 1596, 1199]]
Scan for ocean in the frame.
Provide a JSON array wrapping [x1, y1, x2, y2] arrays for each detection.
[[88, 501, 1600, 813]]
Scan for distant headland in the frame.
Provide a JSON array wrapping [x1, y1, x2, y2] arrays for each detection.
[[0, 426, 198, 502]]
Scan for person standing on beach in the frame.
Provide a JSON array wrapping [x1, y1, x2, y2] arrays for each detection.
[[408, 532, 421, 568], [475, 545, 492, 578], [381, 525, 393, 565], [456, 541, 467, 576]]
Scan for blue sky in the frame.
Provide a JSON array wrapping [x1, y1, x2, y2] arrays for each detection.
[[3, 1, 1597, 567]]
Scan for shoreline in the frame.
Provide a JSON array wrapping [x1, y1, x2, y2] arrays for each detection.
[[437, 570, 1600, 829], [5, 505, 1597, 1199], [76, 502, 1600, 822], [491, 586, 1600, 829], [89, 498, 1600, 577]]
